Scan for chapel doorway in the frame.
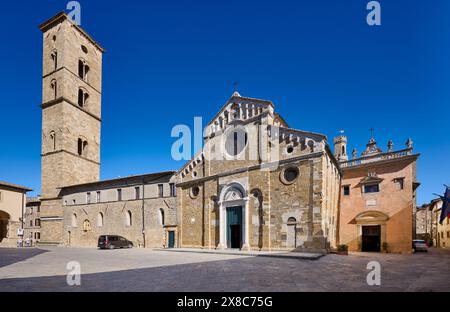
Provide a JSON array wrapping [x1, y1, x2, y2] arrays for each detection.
[[362, 225, 381, 252], [227, 206, 242, 249]]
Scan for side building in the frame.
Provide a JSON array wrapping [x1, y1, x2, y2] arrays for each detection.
[[0, 181, 32, 246], [60, 172, 177, 248], [23, 197, 42, 245], [427, 198, 450, 248], [415, 202, 434, 245], [337, 136, 420, 253]]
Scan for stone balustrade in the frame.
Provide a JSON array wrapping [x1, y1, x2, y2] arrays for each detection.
[[340, 148, 413, 168]]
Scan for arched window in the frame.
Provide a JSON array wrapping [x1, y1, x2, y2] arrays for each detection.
[[83, 141, 88, 156], [71, 213, 77, 227], [78, 59, 89, 81], [125, 210, 132, 227], [97, 212, 103, 227], [287, 217, 297, 225], [78, 88, 89, 107], [49, 131, 56, 151], [82, 219, 91, 232], [77, 138, 88, 157], [50, 79, 57, 99], [77, 138, 83, 156], [159, 209, 165, 226], [51, 50, 58, 71], [342, 146, 346, 155]]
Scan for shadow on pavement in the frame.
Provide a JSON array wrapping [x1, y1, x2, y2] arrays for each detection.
[[1, 249, 449, 292], [0, 248, 48, 268]]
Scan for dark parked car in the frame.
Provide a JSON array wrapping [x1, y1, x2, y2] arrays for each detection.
[[413, 239, 428, 252], [98, 235, 133, 249]]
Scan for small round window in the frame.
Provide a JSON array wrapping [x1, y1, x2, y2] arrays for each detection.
[[286, 146, 294, 154], [190, 186, 200, 198], [81, 45, 88, 54], [281, 166, 299, 184], [225, 128, 248, 156], [192, 171, 198, 178]]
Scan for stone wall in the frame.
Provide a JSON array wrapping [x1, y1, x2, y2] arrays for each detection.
[[62, 197, 176, 248], [178, 152, 339, 252], [60, 174, 176, 248]]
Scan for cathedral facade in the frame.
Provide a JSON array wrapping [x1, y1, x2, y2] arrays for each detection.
[[176, 93, 341, 252]]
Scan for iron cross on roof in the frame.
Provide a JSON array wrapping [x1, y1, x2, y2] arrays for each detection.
[[233, 81, 239, 92]]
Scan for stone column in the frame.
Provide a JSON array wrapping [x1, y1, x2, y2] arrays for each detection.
[[242, 198, 250, 250], [217, 202, 226, 249]]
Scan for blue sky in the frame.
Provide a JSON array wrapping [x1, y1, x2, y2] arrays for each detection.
[[0, 0, 449, 203]]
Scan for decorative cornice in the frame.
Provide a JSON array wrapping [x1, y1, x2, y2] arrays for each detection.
[[177, 151, 324, 187], [40, 216, 63, 221], [42, 149, 101, 166], [41, 97, 102, 122], [42, 66, 102, 95]]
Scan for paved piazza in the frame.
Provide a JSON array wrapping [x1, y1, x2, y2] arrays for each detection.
[[0, 247, 449, 292]]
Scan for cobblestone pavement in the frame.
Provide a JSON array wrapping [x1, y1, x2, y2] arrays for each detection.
[[0, 247, 449, 292]]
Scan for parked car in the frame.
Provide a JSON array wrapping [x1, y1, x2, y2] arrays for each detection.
[[413, 239, 428, 252], [98, 235, 133, 249]]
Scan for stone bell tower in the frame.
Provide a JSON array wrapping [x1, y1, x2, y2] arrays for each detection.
[[39, 12, 104, 244], [333, 132, 348, 161]]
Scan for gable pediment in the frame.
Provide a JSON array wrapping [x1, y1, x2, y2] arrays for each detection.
[[359, 175, 384, 185], [355, 210, 389, 223], [206, 93, 274, 137]]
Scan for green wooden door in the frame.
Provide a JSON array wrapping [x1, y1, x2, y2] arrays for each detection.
[[227, 206, 242, 248], [168, 231, 175, 248]]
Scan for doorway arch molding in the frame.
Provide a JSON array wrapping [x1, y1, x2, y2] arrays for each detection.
[[217, 182, 250, 250], [354, 210, 389, 252]]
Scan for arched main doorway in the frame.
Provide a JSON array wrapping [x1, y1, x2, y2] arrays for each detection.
[[0, 211, 11, 243], [218, 183, 250, 250]]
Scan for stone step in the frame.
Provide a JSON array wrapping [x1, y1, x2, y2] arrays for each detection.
[[154, 248, 325, 260], [36, 241, 60, 247]]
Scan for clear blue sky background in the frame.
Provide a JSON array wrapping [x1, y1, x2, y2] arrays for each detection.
[[0, 0, 448, 204]]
